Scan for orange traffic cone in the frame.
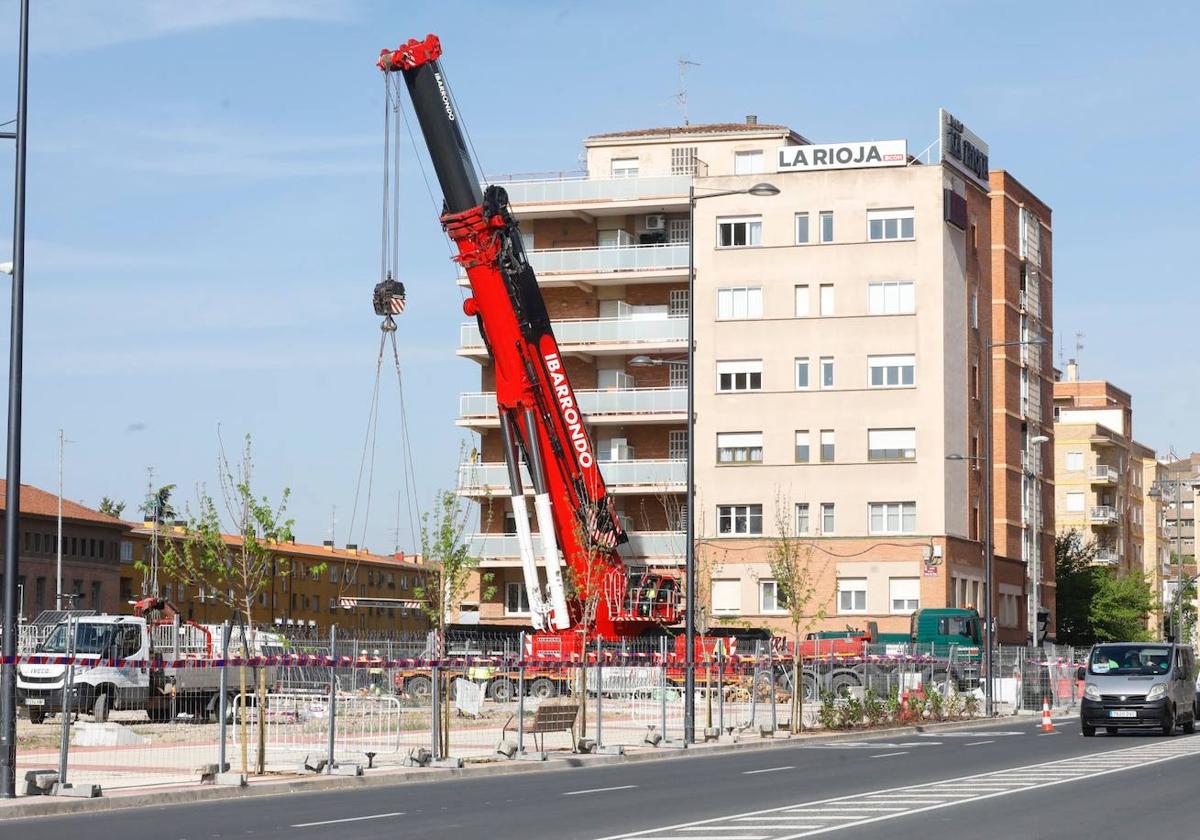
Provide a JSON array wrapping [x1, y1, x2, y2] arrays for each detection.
[[1040, 697, 1054, 732]]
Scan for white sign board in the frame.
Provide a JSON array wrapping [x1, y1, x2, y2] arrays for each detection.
[[939, 108, 990, 189], [775, 140, 907, 173]]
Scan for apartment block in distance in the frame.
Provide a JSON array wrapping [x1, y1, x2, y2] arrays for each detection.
[[457, 111, 1054, 644], [1052, 363, 1158, 576]]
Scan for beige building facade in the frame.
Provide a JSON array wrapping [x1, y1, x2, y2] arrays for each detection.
[[458, 116, 1053, 644]]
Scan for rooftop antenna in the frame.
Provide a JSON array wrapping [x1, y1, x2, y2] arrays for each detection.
[[1074, 331, 1085, 375], [676, 57, 700, 125], [327, 504, 338, 546]]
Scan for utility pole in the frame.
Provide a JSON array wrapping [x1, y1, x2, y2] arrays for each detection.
[[1, 0, 32, 799], [675, 58, 700, 126], [55, 428, 73, 609]]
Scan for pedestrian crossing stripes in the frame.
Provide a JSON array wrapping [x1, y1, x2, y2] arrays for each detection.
[[598, 737, 1200, 839]]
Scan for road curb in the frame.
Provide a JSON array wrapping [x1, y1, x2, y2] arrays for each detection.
[[0, 716, 1016, 820]]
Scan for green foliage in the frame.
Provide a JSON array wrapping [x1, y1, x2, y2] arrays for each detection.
[[817, 691, 838, 730], [904, 690, 925, 722], [863, 689, 887, 727], [140, 484, 177, 522], [837, 695, 863, 730], [963, 694, 980, 718], [98, 497, 126, 519], [415, 488, 492, 633], [156, 435, 295, 637], [1056, 529, 1156, 645], [885, 686, 902, 722], [927, 689, 944, 722]]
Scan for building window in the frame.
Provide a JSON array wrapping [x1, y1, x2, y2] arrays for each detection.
[[820, 430, 835, 462], [1066, 491, 1085, 513], [670, 146, 697, 175], [716, 286, 762, 319], [820, 356, 835, 389], [867, 208, 915, 241], [734, 150, 764, 175], [821, 503, 836, 534], [668, 361, 688, 388], [610, 157, 639, 178], [794, 285, 809, 317], [120, 540, 132, 563], [668, 218, 690, 243], [795, 357, 810, 390], [759, 580, 788, 613], [717, 360, 762, 392], [717, 504, 763, 536], [795, 503, 810, 534], [795, 213, 810, 244], [505, 582, 531, 615], [819, 211, 833, 243], [717, 216, 762, 248], [669, 288, 689, 318], [819, 284, 835, 316], [838, 578, 867, 614], [971, 287, 979, 328], [869, 501, 917, 535], [668, 429, 688, 460], [794, 430, 810, 463], [717, 432, 763, 464], [711, 579, 740, 615], [868, 281, 915, 315], [1066, 451, 1084, 471], [868, 428, 917, 461], [889, 578, 920, 614], [868, 355, 916, 387]]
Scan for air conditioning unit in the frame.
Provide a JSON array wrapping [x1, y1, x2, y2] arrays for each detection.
[[644, 214, 665, 231]]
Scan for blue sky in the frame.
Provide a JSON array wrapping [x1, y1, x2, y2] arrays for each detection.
[[0, 0, 1193, 552]]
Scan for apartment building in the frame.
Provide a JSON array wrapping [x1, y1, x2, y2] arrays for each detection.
[[120, 524, 430, 634], [457, 112, 1054, 644], [0, 481, 130, 617], [1052, 364, 1158, 576], [1163, 453, 1200, 561]]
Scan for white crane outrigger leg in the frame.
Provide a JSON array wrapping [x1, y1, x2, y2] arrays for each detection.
[[500, 412, 547, 631], [524, 408, 571, 630]]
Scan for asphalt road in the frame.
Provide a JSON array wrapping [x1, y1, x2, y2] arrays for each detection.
[[10, 718, 1200, 840]]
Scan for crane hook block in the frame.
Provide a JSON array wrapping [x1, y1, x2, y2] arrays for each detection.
[[373, 278, 407, 316], [463, 297, 478, 317]]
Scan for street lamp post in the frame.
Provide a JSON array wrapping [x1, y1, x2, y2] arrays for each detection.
[[1151, 477, 1194, 641], [636, 180, 779, 744], [949, 334, 1046, 718]]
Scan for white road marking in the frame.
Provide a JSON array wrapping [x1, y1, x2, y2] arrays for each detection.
[[743, 766, 796, 775], [870, 751, 908, 758], [965, 740, 994, 746], [291, 812, 405, 828], [564, 784, 637, 796], [917, 730, 1023, 737], [600, 737, 1200, 840]]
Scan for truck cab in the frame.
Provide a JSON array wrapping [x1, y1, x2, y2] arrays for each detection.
[[909, 608, 983, 688], [17, 615, 150, 724]]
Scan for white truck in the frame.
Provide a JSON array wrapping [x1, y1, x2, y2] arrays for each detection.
[[16, 614, 275, 724]]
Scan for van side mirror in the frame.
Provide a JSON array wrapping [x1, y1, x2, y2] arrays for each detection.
[[1076, 666, 1086, 681]]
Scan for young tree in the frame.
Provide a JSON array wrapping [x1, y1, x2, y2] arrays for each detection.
[[414, 487, 491, 756], [1054, 530, 1096, 646], [763, 493, 831, 734], [97, 497, 126, 519], [1056, 529, 1157, 645]]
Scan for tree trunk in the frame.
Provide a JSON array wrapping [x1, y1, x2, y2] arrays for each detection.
[[791, 630, 802, 734]]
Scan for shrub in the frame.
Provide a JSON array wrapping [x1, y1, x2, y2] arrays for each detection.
[[817, 691, 839, 730], [837, 695, 864, 730], [964, 693, 980, 718], [928, 689, 945, 722], [863, 689, 887, 727]]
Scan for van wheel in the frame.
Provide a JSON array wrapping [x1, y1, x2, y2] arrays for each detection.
[[1161, 705, 1176, 736], [1081, 723, 1095, 737], [92, 693, 110, 723], [529, 677, 558, 700], [1184, 705, 1196, 734]]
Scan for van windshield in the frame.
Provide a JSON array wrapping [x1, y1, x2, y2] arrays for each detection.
[[1089, 645, 1171, 676], [38, 623, 113, 655]]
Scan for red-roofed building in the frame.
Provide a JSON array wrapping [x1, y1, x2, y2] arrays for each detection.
[[0, 480, 132, 617]]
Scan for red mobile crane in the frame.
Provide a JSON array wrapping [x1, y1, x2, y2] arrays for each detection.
[[377, 35, 679, 649]]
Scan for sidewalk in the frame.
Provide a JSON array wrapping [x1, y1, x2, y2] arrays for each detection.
[[0, 716, 1008, 821]]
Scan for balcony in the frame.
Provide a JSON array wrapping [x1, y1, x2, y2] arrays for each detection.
[[466, 531, 685, 564], [458, 243, 690, 286], [1089, 506, 1119, 525], [459, 316, 687, 357], [1093, 548, 1119, 566], [491, 174, 691, 210], [458, 459, 686, 495], [1089, 465, 1119, 485], [459, 388, 687, 428]]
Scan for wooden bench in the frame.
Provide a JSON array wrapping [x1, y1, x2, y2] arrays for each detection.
[[502, 701, 579, 752]]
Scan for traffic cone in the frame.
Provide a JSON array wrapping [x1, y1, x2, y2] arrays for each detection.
[[1040, 696, 1054, 732]]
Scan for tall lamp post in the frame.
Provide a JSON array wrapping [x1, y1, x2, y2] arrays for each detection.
[[0, 0, 31, 799], [672, 180, 778, 744], [948, 334, 1046, 717]]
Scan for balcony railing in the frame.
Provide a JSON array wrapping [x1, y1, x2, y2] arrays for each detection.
[[460, 388, 687, 421], [458, 459, 686, 493], [460, 316, 687, 352], [1089, 465, 1119, 484], [529, 243, 689, 275], [491, 174, 691, 206], [1089, 506, 1119, 524], [466, 531, 685, 560], [1093, 548, 1119, 565]]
